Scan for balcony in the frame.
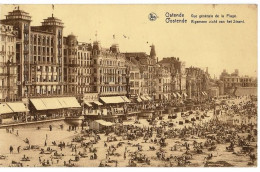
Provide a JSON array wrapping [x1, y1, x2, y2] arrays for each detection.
[[23, 50, 29, 54], [68, 64, 79, 67], [0, 86, 8, 89], [0, 62, 6, 66], [24, 81, 32, 85], [0, 73, 8, 76]]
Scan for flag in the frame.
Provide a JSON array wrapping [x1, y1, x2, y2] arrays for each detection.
[[147, 41, 149, 44], [52, 4, 54, 10], [113, 34, 115, 39]]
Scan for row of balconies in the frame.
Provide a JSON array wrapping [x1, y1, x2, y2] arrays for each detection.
[[36, 71, 58, 76], [30, 81, 61, 85], [33, 51, 54, 56], [33, 41, 54, 46], [0, 51, 15, 55]]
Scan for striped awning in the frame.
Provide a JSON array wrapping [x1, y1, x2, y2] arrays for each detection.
[[100, 96, 125, 104], [30, 97, 81, 110], [182, 93, 188, 97], [0, 103, 13, 114], [7, 102, 28, 112], [84, 101, 92, 107], [137, 97, 142, 102], [93, 101, 103, 106], [145, 96, 152, 101], [121, 96, 131, 103], [176, 93, 182, 98], [140, 96, 148, 101]]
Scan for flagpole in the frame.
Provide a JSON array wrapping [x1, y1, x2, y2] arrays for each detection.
[[52, 4, 54, 17]]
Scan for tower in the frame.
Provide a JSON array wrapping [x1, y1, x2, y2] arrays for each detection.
[[41, 14, 64, 94], [150, 44, 156, 59]]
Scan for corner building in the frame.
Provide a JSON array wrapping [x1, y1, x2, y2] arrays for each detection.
[[1, 8, 64, 98]]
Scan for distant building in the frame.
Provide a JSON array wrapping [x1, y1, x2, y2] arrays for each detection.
[[154, 64, 171, 101], [125, 57, 143, 98], [0, 24, 18, 101], [186, 67, 210, 100], [92, 42, 127, 96], [220, 69, 257, 94], [124, 45, 156, 99], [157, 57, 186, 98]]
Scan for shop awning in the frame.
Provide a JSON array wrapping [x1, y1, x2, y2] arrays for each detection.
[[123, 121, 134, 126], [64, 97, 81, 108], [176, 93, 182, 98], [7, 102, 28, 112], [41, 98, 63, 110], [121, 96, 131, 103], [145, 96, 152, 101], [201, 92, 205, 96], [95, 120, 113, 126], [31, 97, 81, 110], [163, 94, 168, 99], [183, 93, 188, 97], [57, 98, 70, 108], [100, 96, 125, 104], [172, 93, 177, 98], [137, 97, 142, 102], [0, 103, 13, 114], [93, 101, 103, 106], [84, 101, 92, 107], [140, 96, 148, 101], [30, 99, 47, 110], [204, 92, 208, 96]]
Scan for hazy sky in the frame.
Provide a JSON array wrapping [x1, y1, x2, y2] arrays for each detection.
[[1, 4, 257, 78]]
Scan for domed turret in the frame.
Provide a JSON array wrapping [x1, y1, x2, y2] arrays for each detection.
[[93, 41, 101, 51], [41, 14, 64, 27], [67, 34, 78, 46], [110, 44, 120, 53], [5, 7, 31, 21]]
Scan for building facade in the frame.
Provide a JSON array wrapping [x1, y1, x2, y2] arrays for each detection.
[[157, 57, 186, 99], [1, 8, 64, 98], [154, 64, 171, 101], [63, 34, 93, 97], [92, 42, 127, 96], [186, 67, 210, 100], [0, 24, 18, 101], [124, 45, 157, 99], [125, 57, 143, 98], [220, 69, 257, 94]]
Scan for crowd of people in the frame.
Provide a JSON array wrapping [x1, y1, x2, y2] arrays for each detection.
[[0, 96, 257, 167]]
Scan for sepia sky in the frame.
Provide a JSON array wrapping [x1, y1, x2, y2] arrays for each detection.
[[0, 4, 257, 78]]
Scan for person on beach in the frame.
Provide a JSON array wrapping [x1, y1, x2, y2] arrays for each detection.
[[49, 125, 52, 131], [16, 130, 19, 136], [17, 146, 21, 153], [9, 145, 13, 154]]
